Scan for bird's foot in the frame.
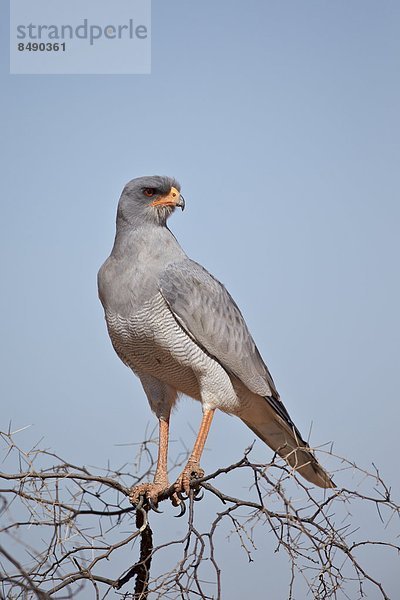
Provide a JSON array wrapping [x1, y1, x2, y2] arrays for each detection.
[[174, 460, 205, 497], [129, 481, 182, 513], [129, 482, 166, 512]]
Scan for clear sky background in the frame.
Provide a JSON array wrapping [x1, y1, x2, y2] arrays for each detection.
[[1, 1, 399, 598]]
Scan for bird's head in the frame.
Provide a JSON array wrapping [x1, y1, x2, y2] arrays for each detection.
[[117, 175, 185, 227]]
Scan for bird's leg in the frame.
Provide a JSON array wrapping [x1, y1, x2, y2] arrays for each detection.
[[175, 408, 215, 496], [130, 417, 173, 508], [152, 417, 171, 491]]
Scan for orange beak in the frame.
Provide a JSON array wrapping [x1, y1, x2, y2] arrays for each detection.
[[150, 187, 185, 210]]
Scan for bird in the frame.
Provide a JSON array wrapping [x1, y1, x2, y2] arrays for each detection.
[[98, 175, 334, 507]]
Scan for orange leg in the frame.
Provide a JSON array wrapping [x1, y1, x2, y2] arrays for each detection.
[[153, 418, 169, 487], [175, 408, 215, 495], [130, 416, 171, 506]]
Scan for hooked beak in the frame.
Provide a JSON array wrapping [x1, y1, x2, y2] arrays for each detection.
[[151, 187, 185, 211]]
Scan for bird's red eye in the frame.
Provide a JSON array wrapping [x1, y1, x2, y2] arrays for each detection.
[[143, 188, 156, 197]]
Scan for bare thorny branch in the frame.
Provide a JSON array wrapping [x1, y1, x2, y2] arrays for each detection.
[[0, 429, 398, 599]]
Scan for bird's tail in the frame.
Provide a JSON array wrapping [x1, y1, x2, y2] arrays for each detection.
[[239, 395, 334, 489]]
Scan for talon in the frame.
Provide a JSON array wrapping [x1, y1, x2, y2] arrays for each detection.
[[130, 481, 170, 510], [135, 495, 144, 510], [193, 488, 204, 501], [176, 491, 185, 503], [175, 461, 205, 498], [148, 497, 163, 513], [174, 499, 187, 517], [171, 492, 181, 507], [174, 481, 188, 499]]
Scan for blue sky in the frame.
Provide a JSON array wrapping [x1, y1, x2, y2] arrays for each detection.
[[1, 1, 399, 597]]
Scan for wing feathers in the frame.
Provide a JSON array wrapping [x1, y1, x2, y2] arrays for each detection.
[[160, 259, 278, 398]]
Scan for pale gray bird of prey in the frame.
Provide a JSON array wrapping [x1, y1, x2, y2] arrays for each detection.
[[98, 175, 334, 507]]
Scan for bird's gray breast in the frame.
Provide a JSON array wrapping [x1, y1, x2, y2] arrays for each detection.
[[98, 224, 187, 317]]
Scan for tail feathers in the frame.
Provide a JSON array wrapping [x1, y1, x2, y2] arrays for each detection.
[[240, 396, 334, 489]]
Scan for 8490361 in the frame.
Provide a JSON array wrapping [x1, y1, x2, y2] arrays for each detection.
[[17, 42, 66, 51]]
